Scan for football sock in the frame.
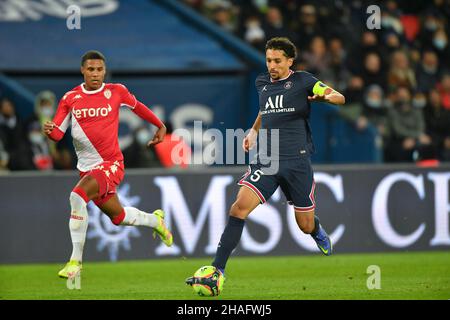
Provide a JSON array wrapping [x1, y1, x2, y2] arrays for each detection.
[[311, 215, 321, 238], [212, 216, 245, 271], [69, 188, 89, 262], [113, 207, 159, 228]]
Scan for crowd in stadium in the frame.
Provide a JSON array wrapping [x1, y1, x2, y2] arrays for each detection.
[[1, 0, 449, 171], [184, 0, 450, 163]]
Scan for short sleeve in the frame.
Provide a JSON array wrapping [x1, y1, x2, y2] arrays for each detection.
[[301, 71, 321, 96]]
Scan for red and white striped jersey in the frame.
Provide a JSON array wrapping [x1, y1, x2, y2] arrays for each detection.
[[49, 82, 162, 172]]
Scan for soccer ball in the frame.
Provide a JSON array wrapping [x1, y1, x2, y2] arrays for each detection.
[[191, 266, 224, 297]]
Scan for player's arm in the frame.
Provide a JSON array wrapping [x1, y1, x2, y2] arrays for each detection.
[[44, 95, 71, 141], [243, 112, 261, 152], [120, 85, 166, 146], [132, 102, 166, 146], [308, 81, 345, 105]]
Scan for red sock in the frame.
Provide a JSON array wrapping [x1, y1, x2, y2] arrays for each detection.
[[72, 187, 89, 203], [112, 209, 126, 226]]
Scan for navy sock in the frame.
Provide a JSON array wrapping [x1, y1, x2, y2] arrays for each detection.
[[311, 215, 321, 238], [212, 216, 245, 271]]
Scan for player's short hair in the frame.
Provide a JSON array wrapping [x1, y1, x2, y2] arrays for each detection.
[[81, 50, 106, 66], [265, 37, 297, 59]]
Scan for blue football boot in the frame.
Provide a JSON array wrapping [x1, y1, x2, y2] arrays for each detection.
[[312, 224, 332, 256]]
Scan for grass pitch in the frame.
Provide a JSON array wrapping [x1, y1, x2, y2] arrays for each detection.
[[0, 251, 449, 300]]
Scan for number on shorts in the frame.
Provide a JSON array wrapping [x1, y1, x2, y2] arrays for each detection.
[[250, 169, 264, 182]]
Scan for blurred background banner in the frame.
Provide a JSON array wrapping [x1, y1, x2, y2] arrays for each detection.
[[1, 0, 402, 166], [1, 164, 449, 264]]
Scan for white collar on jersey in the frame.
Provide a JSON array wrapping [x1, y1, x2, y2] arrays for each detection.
[[270, 69, 294, 83], [81, 82, 105, 94]]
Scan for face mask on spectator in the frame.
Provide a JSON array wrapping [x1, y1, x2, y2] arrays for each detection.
[[245, 21, 265, 43], [381, 16, 394, 29], [433, 38, 447, 50], [412, 98, 427, 108], [365, 98, 382, 109], [40, 106, 53, 118], [396, 99, 411, 110], [136, 129, 151, 146], [423, 64, 437, 74], [29, 132, 45, 144]]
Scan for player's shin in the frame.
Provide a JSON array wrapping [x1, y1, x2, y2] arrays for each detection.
[[212, 216, 245, 273], [69, 188, 89, 262], [114, 207, 159, 227]]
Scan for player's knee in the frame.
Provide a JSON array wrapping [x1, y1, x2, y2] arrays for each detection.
[[229, 201, 250, 220], [77, 174, 100, 199]]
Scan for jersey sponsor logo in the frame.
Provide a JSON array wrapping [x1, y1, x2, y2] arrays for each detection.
[[265, 95, 284, 109], [73, 104, 113, 118], [261, 95, 295, 115], [74, 94, 82, 99]]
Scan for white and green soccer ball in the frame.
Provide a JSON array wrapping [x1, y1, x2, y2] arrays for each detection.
[[192, 266, 224, 297]]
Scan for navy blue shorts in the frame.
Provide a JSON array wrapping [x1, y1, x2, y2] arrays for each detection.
[[238, 157, 316, 212]]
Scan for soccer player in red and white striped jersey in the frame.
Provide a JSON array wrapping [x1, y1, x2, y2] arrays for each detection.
[[44, 51, 173, 279]]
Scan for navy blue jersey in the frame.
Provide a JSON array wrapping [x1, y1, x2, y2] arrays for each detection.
[[255, 70, 319, 160]]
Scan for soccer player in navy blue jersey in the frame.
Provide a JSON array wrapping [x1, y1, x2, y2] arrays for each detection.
[[187, 37, 345, 287]]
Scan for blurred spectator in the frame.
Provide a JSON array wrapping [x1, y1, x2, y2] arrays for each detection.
[[320, 37, 351, 93], [388, 50, 417, 90], [361, 52, 386, 90], [424, 89, 450, 161], [183, 0, 204, 11], [123, 125, 162, 168], [301, 36, 330, 76], [383, 31, 402, 55], [418, 10, 445, 45], [363, 85, 390, 138], [344, 75, 364, 105], [154, 122, 191, 169], [416, 50, 440, 93], [27, 122, 53, 170], [385, 86, 432, 162], [263, 7, 288, 39], [26, 91, 75, 170], [431, 27, 450, 66], [436, 73, 450, 110], [340, 84, 389, 139], [242, 15, 266, 51], [0, 98, 34, 170], [295, 4, 324, 50], [380, 1, 404, 36], [209, 2, 238, 33]]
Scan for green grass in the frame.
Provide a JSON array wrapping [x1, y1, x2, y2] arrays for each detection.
[[0, 251, 449, 300]]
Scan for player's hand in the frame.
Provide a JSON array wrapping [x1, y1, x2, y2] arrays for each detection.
[[308, 94, 329, 102], [43, 121, 56, 135], [243, 128, 258, 152], [148, 125, 166, 147]]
